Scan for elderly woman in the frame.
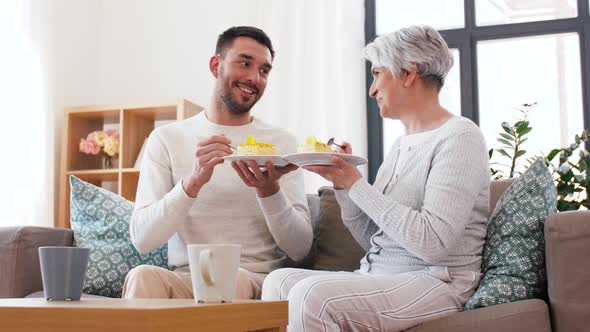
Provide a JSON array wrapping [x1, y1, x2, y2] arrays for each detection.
[[261, 25, 490, 331]]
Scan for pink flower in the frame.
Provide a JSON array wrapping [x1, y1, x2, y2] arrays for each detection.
[[86, 131, 97, 142], [79, 138, 100, 155], [105, 129, 120, 139]]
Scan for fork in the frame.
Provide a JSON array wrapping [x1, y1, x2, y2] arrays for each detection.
[[326, 137, 344, 150]]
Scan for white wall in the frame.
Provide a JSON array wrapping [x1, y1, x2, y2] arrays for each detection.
[[95, 0, 262, 105], [28, 0, 101, 225]]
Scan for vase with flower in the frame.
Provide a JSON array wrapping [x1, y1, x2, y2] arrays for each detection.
[[79, 129, 120, 169]]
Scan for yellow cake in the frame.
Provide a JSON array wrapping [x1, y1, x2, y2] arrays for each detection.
[[237, 135, 277, 155], [297, 136, 333, 153]]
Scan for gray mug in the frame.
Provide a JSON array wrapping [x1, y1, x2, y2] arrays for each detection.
[[38, 246, 90, 301]]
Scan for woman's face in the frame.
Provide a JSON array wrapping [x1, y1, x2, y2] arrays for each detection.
[[368, 65, 407, 119]]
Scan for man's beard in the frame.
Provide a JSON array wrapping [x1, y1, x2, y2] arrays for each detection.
[[217, 79, 260, 115]]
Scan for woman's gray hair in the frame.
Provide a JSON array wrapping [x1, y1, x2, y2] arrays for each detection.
[[363, 25, 453, 91]]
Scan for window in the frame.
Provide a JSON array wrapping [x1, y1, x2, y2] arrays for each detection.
[[478, 33, 583, 160], [476, 0, 577, 26], [376, 0, 464, 34], [365, 0, 590, 182]]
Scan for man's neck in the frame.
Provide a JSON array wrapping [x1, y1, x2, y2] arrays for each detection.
[[206, 94, 253, 126]]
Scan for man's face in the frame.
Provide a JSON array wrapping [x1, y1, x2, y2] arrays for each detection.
[[214, 37, 273, 114]]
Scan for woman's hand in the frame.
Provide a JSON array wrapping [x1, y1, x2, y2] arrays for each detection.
[[305, 155, 362, 190], [232, 160, 298, 197], [334, 140, 352, 154]]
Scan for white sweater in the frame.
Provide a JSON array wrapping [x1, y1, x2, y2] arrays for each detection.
[[335, 116, 490, 275], [129, 111, 312, 273]]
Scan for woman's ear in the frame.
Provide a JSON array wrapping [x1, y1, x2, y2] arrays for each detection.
[[404, 65, 418, 88]]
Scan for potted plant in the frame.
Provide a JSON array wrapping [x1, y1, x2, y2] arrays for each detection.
[[489, 103, 590, 211]]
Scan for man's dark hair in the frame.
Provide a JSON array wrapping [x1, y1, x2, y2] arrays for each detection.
[[215, 26, 275, 60]]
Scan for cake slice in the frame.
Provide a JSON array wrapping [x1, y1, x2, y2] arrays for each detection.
[[237, 135, 277, 155], [297, 136, 333, 153]]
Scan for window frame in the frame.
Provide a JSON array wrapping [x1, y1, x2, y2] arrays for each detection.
[[365, 0, 590, 183]]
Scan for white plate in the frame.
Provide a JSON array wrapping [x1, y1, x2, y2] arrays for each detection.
[[223, 155, 289, 167], [283, 152, 368, 167]]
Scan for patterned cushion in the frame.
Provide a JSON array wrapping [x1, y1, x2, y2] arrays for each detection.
[[464, 158, 557, 310], [69, 176, 168, 298]]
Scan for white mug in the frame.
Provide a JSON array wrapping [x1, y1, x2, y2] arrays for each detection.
[[187, 244, 241, 303]]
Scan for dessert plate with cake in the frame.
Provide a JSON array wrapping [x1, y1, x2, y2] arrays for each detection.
[[223, 135, 289, 167], [283, 136, 368, 167]]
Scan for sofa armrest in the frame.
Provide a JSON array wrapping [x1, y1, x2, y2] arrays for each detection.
[[545, 211, 590, 332], [404, 299, 550, 332], [0, 226, 73, 298]]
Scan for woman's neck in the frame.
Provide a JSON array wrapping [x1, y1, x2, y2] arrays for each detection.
[[399, 100, 453, 135]]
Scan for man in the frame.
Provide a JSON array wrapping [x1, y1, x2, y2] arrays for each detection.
[[122, 26, 312, 300]]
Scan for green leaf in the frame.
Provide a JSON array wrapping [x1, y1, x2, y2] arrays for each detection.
[[559, 171, 574, 182], [557, 200, 580, 212], [501, 122, 514, 135], [547, 149, 561, 161], [488, 148, 494, 159], [518, 127, 533, 136], [496, 148, 512, 159], [519, 138, 528, 145], [516, 150, 526, 158], [497, 138, 514, 148], [579, 179, 590, 187], [515, 121, 530, 133], [499, 133, 514, 141]]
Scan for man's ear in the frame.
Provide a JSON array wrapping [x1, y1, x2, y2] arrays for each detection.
[[209, 55, 220, 79]]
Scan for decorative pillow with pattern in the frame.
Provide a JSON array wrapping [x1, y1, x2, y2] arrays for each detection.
[[69, 176, 168, 298], [464, 158, 557, 310]]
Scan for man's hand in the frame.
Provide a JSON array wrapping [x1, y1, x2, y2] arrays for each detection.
[[305, 155, 362, 190], [232, 160, 298, 198], [182, 135, 233, 198]]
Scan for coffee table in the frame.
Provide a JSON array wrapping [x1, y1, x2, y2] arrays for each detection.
[[0, 298, 288, 332]]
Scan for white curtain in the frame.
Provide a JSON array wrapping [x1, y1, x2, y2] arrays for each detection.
[[0, 0, 53, 227], [253, 0, 368, 193]]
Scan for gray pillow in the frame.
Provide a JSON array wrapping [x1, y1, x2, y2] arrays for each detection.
[[465, 158, 557, 310], [313, 187, 365, 271]]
